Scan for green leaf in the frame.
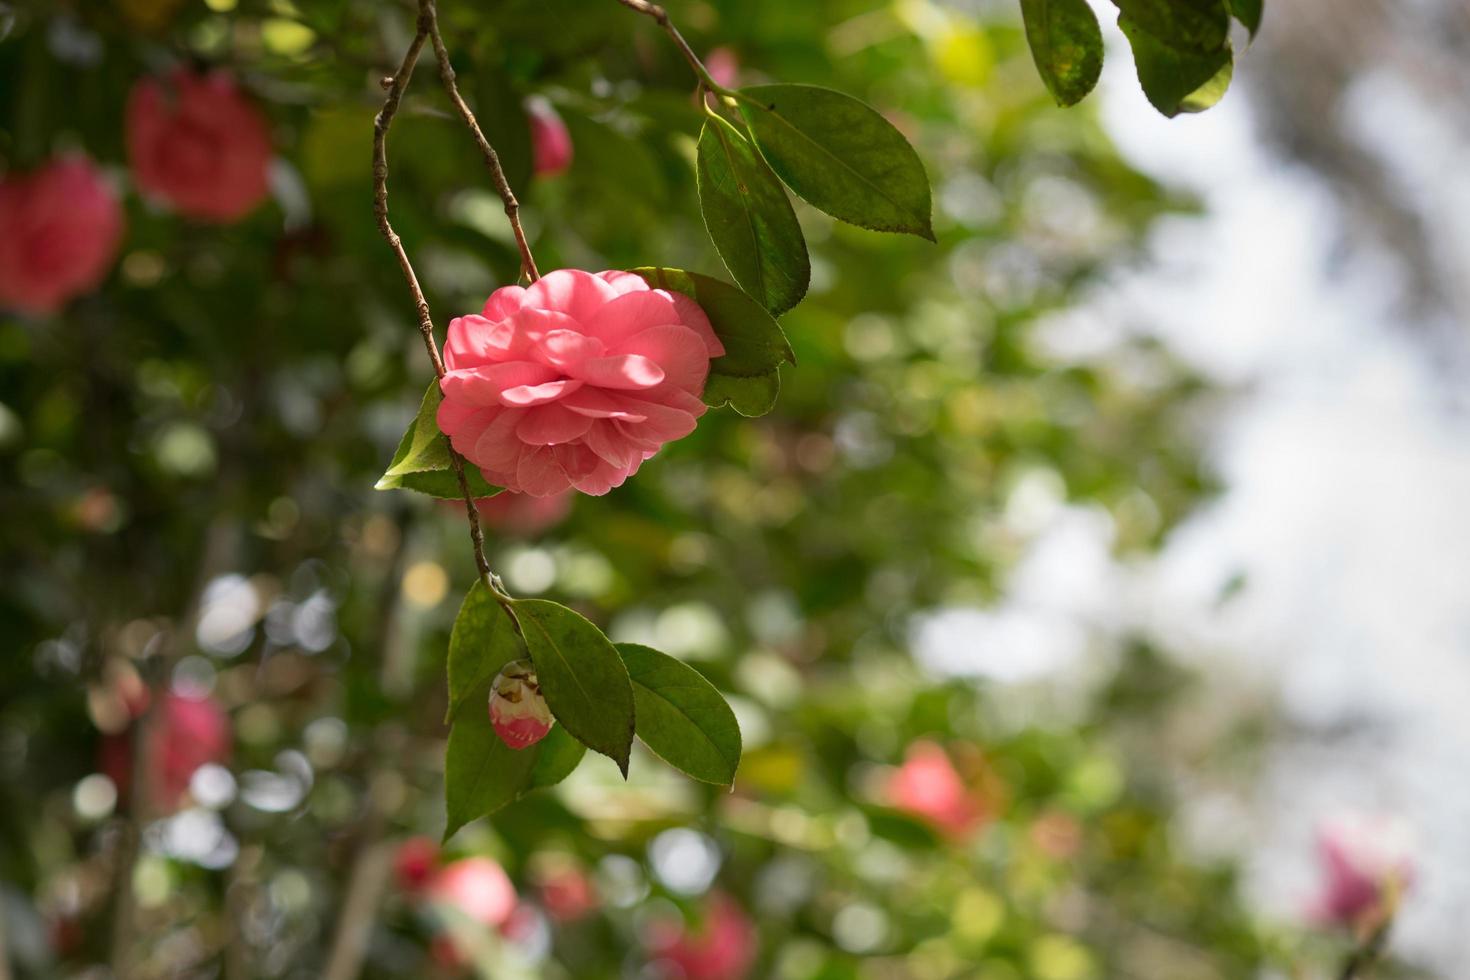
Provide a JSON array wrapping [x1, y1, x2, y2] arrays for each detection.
[[696, 114, 810, 317], [445, 712, 585, 840], [444, 581, 520, 724], [1019, 0, 1105, 107], [630, 267, 793, 418], [1225, 0, 1262, 37], [736, 84, 933, 241], [618, 644, 741, 786], [512, 599, 635, 775], [1120, 16, 1234, 117], [442, 588, 586, 839], [376, 382, 502, 499], [1113, 0, 1230, 54]]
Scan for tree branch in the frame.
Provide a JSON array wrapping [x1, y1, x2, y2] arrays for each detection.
[[371, 2, 497, 588], [421, 0, 540, 283], [613, 0, 731, 93]]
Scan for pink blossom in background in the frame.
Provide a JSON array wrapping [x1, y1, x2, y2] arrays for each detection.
[[1311, 812, 1416, 928], [127, 68, 272, 222], [475, 489, 573, 536], [0, 156, 124, 315], [704, 47, 740, 89], [428, 856, 518, 928], [437, 268, 723, 497], [883, 740, 987, 841], [395, 836, 441, 894], [489, 659, 554, 750], [100, 691, 232, 815], [647, 893, 757, 980], [535, 863, 598, 923], [526, 97, 572, 177]]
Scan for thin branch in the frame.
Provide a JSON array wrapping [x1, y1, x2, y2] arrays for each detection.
[[371, 3, 497, 587], [422, 0, 540, 283], [613, 0, 732, 94], [321, 838, 397, 980], [1339, 915, 1393, 980]]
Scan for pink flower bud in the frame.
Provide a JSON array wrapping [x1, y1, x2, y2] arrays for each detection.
[[1311, 812, 1415, 928], [394, 836, 441, 893], [0, 156, 124, 315], [428, 856, 517, 928], [646, 892, 757, 980], [883, 740, 987, 841], [489, 659, 554, 750], [127, 68, 272, 222], [436, 269, 724, 497], [526, 97, 573, 178]]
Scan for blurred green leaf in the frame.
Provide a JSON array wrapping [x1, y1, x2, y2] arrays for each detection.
[[618, 643, 741, 786], [375, 382, 502, 499], [631, 267, 792, 417], [512, 599, 635, 775], [736, 84, 934, 241], [697, 113, 810, 316], [1019, 0, 1105, 107], [1225, 0, 1263, 37], [1120, 16, 1234, 116]]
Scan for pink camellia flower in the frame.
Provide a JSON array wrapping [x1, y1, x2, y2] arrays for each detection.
[[99, 691, 232, 815], [127, 68, 272, 222], [489, 659, 554, 750], [437, 269, 724, 497], [429, 857, 518, 928], [475, 489, 573, 537], [1311, 813, 1415, 928], [883, 740, 987, 841], [705, 47, 741, 90], [395, 836, 442, 894], [526, 97, 573, 177], [647, 893, 757, 980], [0, 156, 124, 315]]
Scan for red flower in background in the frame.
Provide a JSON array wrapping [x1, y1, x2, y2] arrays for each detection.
[[475, 489, 573, 537], [0, 156, 124, 315], [884, 740, 988, 841], [127, 68, 272, 222], [527, 98, 572, 177], [100, 691, 232, 815], [646, 893, 757, 980], [535, 862, 598, 923], [395, 836, 442, 894], [428, 857, 518, 928]]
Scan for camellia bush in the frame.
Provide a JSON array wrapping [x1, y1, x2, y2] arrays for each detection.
[[0, 0, 1427, 978]]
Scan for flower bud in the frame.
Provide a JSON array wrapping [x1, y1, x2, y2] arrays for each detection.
[[489, 659, 554, 749]]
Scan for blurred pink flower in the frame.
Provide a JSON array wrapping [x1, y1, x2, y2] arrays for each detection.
[[395, 836, 442, 894], [704, 47, 741, 90], [475, 489, 573, 537], [100, 691, 232, 815], [647, 893, 757, 980], [489, 659, 554, 750], [527, 98, 572, 177], [535, 863, 598, 923], [437, 269, 723, 496], [1311, 812, 1415, 928], [127, 68, 271, 222], [429, 856, 518, 928], [884, 740, 987, 840], [0, 156, 124, 315]]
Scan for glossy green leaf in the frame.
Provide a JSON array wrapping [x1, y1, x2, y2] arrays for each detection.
[[512, 599, 635, 775], [736, 84, 934, 241], [375, 382, 501, 499], [1020, 0, 1105, 107], [697, 114, 810, 316], [444, 581, 520, 724], [631, 267, 793, 417], [618, 644, 741, 786], [1225, 0, 1262, 37], [1120, 16, 1234, 117], [1114, 0, 1230, 54]]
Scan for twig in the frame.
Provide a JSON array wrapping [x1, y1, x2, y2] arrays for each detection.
[[421, 0, 540, 283], [1339, 915, 1393, 980], [371, 1, 498, 589], [613, 0, 732, 94]]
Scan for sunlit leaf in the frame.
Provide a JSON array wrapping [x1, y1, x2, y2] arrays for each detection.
[[1020, 0, 1105, 107], [1120, 15, 1234, 117], [1225, 0, 1262, 38], [375, 382, 501, 499], [618, 643, 741, 786], [736, 84, 934, 241], [1114, 0, 1230, 54]]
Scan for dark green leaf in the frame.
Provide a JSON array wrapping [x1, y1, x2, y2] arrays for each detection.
[[736, 84, 933, 241], [1113, 0, 1230, 54], [1225, 0, 1262, 37], [512, 599, 635, 775], [631, 267, 793, 418], [618, 644, 741, 786], [1020, 0, 1105, 107], [376, 382, 502, 499], [445, 581, 521, 724], [1120, 16, 1234, 117], [697, 114, 810, 316]]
